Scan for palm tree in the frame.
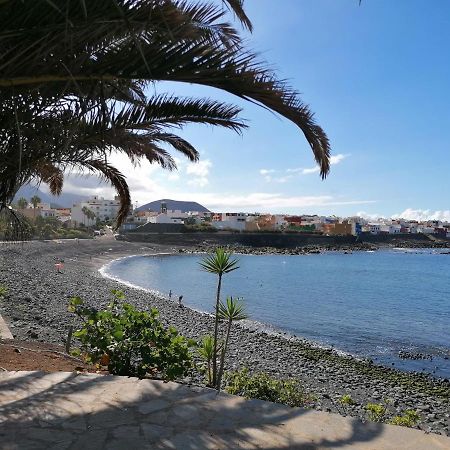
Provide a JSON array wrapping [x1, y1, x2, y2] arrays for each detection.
[[197, 335, 220, 387], [81, 206, 90, 227], [199, 248, 239, 388], [30, 196, 41, 209], [87, 209, 97, 227], [216, 296, 247, 389], [0, 0, 331, 228], [30, 195, 41, 219], [16, 197, 28, 210]]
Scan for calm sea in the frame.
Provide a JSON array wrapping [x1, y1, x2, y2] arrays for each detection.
[[103, 249, 450, 378]]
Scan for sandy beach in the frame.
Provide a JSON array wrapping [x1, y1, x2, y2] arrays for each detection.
[[0, 237, 449, 436]]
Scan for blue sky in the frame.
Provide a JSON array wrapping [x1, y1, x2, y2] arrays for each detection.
[[56, 0, 450, 220]]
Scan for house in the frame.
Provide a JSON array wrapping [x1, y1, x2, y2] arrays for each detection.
[[322, 221, 354, 236], [212, 212, 247, 231], [19, 203, 57, 220], [72, 196, 123, 226]]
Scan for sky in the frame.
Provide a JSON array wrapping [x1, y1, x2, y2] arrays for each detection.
[[43, 0, 450, 220]]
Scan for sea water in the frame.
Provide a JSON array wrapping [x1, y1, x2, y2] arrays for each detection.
[[103, 249, 450, 378]]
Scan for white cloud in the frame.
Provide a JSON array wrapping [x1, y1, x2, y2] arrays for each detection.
[[262, 154, 350, 181], [167, 173, 180, 181], [301, 167, 321, 175], [300, 153, 349, 175], [177, 192, 375, 212], [186, 159, 211, 177], [271, 175, 293, 183], [356, 211, 383, 220], [392, 208, 450, 221], [186, 159, 212, 188]]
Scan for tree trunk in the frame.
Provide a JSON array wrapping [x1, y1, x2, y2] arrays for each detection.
[[217, 319, 232, 390], [212, 273, 222, 387]]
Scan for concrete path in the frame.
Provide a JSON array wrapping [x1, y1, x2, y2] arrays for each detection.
[[0, 371, 449, 450], [0, 314, 13, 340]]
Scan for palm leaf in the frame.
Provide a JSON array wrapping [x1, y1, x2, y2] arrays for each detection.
[[199, 247, 240, 275]]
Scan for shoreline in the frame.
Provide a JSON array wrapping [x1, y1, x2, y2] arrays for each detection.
[[100, 252, 371, 364], [0, 238, 449, 435]]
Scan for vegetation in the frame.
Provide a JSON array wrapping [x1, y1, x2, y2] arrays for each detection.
[[0, 0, 330, 233], [16, 197, 28, 209], [183, 224, 218, 233], [69, 290, 195, 379], [197, 335, 221, 386], [32, 216, 89, 240], [225, 368, 315, 408], [199, 248, 239, 388], [30, 195, 41, 210], [216, 296, 247, 388], [365, 402, 387, 422], [0, 284, 8, 299], [340, 394, 356, 406], [389, 409, 420, 427], [81, 206, 96, 227], [0, 207, 33, 241]]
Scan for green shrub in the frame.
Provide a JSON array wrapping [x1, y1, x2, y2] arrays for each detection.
[[0, 284, 7, 298], [225, 368, 315, 407], [365, 402, 387, 422], [389, 409, 420, 427], [69, 290, 195, 379], [340, 394, 356, 406]]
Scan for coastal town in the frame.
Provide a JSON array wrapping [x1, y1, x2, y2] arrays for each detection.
[[11, 194, 450, 238]]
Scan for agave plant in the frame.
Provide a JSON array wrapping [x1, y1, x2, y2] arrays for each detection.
[[0, 0, 331, 231], [199, 248, 239, 388], [216, 296, 247, 389]]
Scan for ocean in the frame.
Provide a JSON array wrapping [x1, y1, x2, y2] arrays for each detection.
[[103, 248, 450, 378]]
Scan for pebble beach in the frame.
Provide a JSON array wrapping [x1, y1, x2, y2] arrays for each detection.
[[0, 238, 449, 436]]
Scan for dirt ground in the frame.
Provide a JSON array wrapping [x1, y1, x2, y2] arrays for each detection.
[[0, 340, 99, 373]]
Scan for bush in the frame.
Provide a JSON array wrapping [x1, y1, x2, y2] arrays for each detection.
[[389, 410, 420, 427], [225, 368, 315, 407], [69, 290, 195, 379], [340, 394, 356, 406], [365, 402, 387, 422], [0, 284, 7, 298]]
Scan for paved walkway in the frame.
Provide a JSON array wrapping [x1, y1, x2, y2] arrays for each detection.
[[0, 371, 449, 449]]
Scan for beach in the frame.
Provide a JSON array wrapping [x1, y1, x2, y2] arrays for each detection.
[[0, 238, 449, 436]]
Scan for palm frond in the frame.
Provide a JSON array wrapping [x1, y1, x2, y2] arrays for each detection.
[[80, 158, 130, 228], [218, 296, 247, 321], [33, 162, 64, 195], [222, 0, 252, 32], [199, 247, 240, 275]]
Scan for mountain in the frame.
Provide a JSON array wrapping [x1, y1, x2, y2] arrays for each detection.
[[136, 199, 210, 213], [14, 185, 88, 208]]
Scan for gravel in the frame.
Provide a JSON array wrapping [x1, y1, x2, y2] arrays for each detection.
[[0, 238, 448, 436]]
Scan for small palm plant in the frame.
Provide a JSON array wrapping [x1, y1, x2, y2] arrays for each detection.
[[217, 296, 247, 389], [198, 335, 223, 386], [199, 248, 239, 388]]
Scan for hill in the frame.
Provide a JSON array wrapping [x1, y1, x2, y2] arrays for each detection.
[[14, 185, 88, 208], [136, 199, 210, 213]]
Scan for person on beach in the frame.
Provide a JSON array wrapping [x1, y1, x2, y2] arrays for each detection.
[[178, 295, 183, 307], [55, 259, 64, 273], [169, 290, 172, 299]]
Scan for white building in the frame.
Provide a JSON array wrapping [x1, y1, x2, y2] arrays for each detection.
[[212, 212, 247, 231], [380, 224, 402, 234], [367, 223, 381, 234], [72, 196, 122, 226]]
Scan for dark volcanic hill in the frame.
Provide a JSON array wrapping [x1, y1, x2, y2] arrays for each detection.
[[14, 185, 88, 208], [136, 199, 210, 213]]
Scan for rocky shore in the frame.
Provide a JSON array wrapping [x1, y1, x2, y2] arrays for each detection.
[[0, 238, 449, 436]]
